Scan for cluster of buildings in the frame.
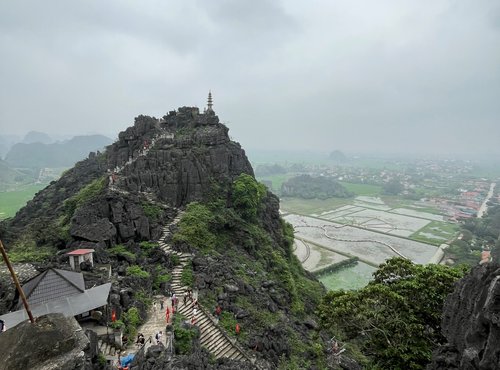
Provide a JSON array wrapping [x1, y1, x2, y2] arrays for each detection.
[[267, 157, 496, 221]]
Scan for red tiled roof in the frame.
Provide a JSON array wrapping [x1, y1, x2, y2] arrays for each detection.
[[66, 249, 95, 256]]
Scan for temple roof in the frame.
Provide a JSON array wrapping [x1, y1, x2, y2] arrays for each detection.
[[16, 268, 85, 310]]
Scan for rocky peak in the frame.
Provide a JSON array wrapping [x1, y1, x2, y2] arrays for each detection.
[[106, 107, 252, 207], [428, 263, 500, 369], [3, 106, 253, 248]]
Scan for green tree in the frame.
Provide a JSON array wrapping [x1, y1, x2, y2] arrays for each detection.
[[232, 173, 267, 220], [173, 202, 217, 251], [382, 180, 404, 195], [318, 258, 467, 369]]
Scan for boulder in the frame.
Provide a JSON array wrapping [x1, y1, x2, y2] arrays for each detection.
[[0, 313, 90, 370]]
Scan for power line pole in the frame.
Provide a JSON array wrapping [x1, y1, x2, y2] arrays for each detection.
[[0, 239, 35, 324]]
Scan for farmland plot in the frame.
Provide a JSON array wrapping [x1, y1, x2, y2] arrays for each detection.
[[286, 214, 438, 265]]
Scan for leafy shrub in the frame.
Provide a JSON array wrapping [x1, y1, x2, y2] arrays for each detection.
[[219, 311, 238, 337], [173, 314, 198, 354], [170, 254, 180, 266], [173, 202, 217, 251], [122, 307, 142, 337], [153, 266, 171, 291], [139, 241, 159, 250], [135, 290, 153, 308], [126, 265, 150, 278], [108, 245, 136, 262], [180, 263, 194, 287], [110, 320, 124, 330], [232, 173, 267, 220], [4, 240, 55, 263], [97, 353, 107, 366], [142, 202, 162, 221], [318, 258, 468, 369], [124, 307, 141, 327]]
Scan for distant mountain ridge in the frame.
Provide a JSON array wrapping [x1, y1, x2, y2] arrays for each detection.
[[0, 160, 32, 186], [22, 131, 53, 144], [4, 134, 112, 168]]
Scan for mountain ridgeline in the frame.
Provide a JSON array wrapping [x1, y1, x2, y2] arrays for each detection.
[[4, 134, 113, 168], [1, 107, 334, 369]]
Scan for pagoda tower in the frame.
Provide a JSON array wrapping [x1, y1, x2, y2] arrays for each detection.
[[207, 91, 214, 112]]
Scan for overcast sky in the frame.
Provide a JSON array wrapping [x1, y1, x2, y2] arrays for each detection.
[[1, 1, 499, 158]]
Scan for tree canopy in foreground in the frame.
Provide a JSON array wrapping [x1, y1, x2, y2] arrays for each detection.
[[318, 258, 468, 369]]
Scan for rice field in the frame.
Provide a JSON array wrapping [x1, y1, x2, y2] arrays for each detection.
[[0, 184, 45, 220], [286, 214, 438, 265], [287, 194, 455, 290], [319, 262, 377, 291]]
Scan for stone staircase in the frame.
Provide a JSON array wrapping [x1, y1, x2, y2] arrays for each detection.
[[98, 338, 120, 362], [158, 220, 254, 364]]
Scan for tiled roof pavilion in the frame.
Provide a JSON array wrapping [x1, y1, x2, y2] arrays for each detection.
[[16, 268, 85, 310]]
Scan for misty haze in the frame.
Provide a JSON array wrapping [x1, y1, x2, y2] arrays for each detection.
[[1, 1, 499, 159], [1, 1, 500, 370]]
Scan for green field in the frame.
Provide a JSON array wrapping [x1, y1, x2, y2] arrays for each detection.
[[339, 182, 382, 196], [280, 197, 351, 214], [0, 184, 46, 220], [410, 221, 459, 245], [279, 182, 382, 214], [319, 262, 376, 290]]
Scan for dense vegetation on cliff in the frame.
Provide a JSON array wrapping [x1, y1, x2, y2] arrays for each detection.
[[172, 173, 327, 368]]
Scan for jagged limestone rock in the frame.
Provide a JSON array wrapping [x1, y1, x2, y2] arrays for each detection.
[[0, 313, 90, 370], [428, 264, 500, 370]]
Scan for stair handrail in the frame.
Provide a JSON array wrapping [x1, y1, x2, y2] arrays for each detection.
[[196, 303, 260, 367]]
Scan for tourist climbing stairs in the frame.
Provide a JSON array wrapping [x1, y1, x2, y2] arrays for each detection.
[[158, 219, 256, 365]]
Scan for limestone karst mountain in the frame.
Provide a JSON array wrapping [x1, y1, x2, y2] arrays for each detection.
[[0, 106, 340, 369], [4, 107, 253, 246]]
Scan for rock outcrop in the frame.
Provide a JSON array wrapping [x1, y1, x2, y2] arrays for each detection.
[[130, 343, 256, 370], [3, 107, 252, 248], [0, 313, 91, 370], [110, 109, 253, 207], [0, 105, 339, 369], [428, 263, 500, 369]]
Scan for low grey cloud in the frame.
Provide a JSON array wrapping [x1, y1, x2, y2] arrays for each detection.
[[0, 0, 499, 158]]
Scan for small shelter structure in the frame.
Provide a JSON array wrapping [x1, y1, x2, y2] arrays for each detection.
[[0, 268, 110, 330], [66, 248, 95, 271]]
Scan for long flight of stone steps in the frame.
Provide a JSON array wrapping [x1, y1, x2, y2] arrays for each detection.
[[158, 219, 255, 365]]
